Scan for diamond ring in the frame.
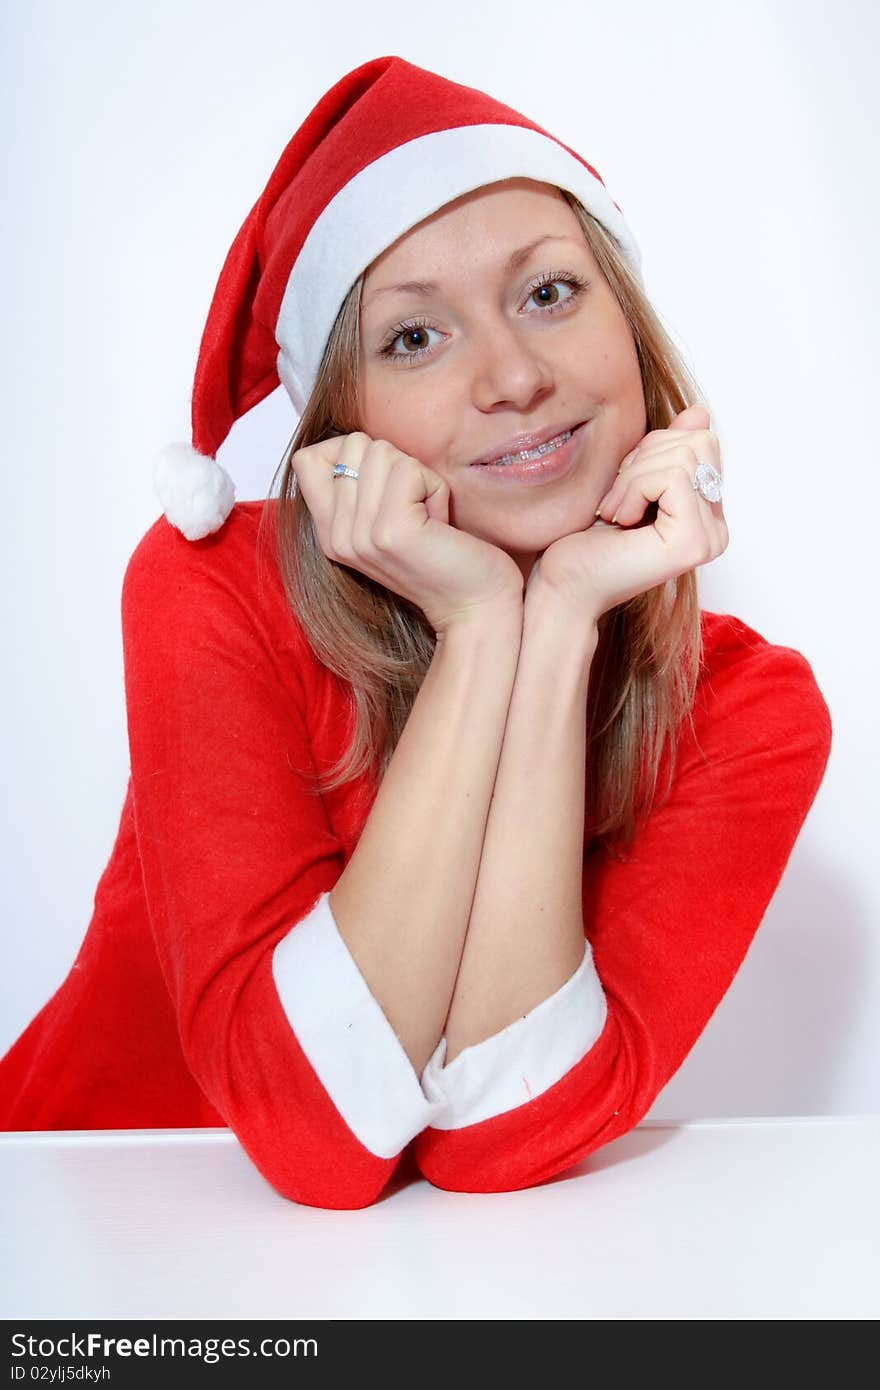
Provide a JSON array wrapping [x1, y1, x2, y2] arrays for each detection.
[[693, 460, 723, 503], [333, 464, 360, 480]]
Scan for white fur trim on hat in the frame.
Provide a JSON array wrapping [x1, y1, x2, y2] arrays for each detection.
[[153, 442, 236, 541]]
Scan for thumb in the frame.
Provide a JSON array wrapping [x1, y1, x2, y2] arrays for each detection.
[[422, 472, 451, 525], [669, 404, 710, 432]]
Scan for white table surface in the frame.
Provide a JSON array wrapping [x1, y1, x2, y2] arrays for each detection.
[[2, 1117, 877, 1320]]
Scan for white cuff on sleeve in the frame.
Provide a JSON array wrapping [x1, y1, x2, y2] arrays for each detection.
[[271, 890, 448, 1159], [419, 939, 607, 1130]]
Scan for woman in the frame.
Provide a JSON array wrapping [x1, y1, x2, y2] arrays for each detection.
[[0, 56, 831, 1208]]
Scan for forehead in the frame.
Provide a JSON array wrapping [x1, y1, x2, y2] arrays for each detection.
[[362, 178, 578, 283]]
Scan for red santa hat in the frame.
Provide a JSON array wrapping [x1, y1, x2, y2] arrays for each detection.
[[154, 54, 644, 541]]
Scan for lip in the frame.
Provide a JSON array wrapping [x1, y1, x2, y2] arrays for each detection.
[[470, 419, 589, 468], [468, 419, 590, 486]]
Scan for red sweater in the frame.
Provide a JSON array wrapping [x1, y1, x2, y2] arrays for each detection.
[[0, 501, 832, 1208]]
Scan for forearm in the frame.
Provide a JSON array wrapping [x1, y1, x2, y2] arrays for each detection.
[[442, 581, 598, 1063], [329, 600, 523, 1077]]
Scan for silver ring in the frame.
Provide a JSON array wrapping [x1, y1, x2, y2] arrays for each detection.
[[693, 460, 723, 503], [332, 463, 360, 481]]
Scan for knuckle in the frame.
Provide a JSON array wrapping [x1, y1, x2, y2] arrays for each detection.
[[665, 461, 694, 488], [367, 437, 399, 460], [701, 430, 722, 467], [369, 514, 400, 550], [393, 448, 421, 474], [371, 521, 397, 551], [339, 433, 370, 462], [329, 519, 351, 558], [693, 535, 713, 566], [678, 524, 709, 568], [672, 444, 698, 467]]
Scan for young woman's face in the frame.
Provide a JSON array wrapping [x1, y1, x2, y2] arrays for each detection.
[[357, 177, 647, 584]]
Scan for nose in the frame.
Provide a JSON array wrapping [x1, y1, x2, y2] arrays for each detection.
[[468, 316, 554, 411]]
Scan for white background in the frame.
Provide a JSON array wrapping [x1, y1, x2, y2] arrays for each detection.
[[2, 0, 876, 1117]]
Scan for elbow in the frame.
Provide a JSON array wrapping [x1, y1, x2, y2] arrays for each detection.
[[411, 1119, 579, 1195], [415, 1148, 533, 1195], [235, 1127, 403, 1210], [204, 1092, 413, 1209], [176, 1003, 410, 1210], [268, 1167, 395, 1211], [413, 1102, 638, 1195], [413, 1135, 560, 1194], [412, 1018, 642, 1194]]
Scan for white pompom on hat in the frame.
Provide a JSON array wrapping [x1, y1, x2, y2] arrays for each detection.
[[154, 54, 644, 541], [153, 443, 237, 543]]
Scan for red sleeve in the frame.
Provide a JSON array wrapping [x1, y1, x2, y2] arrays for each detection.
[[413, 612, 833, 1192], [121, 510, 440, 1209]]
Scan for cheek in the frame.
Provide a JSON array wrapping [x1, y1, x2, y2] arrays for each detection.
[[356, 374, 395, 436], [597, 338, 647, 442], [594, 326, 641, 390], [360, 374, 452, 458], [581, 300, 642, 389]]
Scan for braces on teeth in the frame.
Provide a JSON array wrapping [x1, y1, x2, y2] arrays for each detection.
[[486, 429, 572, 466]]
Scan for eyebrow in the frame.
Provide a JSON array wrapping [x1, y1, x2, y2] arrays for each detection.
[[362, 234, 585, 310]]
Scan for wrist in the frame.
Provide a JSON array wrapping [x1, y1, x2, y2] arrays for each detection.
[[523, 575, 600, 655], [434, 592, 524, 646]]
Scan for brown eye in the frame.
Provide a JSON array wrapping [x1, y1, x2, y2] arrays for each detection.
[[401, 328, 429, 351], [524, 273, 588, 314], [379, 318, 440, 366], [532, 283, 561, 306]]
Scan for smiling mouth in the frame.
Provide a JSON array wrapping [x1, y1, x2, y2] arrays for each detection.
[[476, 424, 585, 467]]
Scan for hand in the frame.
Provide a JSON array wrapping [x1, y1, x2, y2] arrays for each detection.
[[525, 405, 728, 620], [291, 432, 524, 635]]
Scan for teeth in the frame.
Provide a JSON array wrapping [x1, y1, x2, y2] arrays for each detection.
[[485, 429, 572, 466]]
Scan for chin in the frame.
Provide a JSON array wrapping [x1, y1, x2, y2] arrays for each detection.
[[535, 507, 599, 549], [465, 488, 597, 551]]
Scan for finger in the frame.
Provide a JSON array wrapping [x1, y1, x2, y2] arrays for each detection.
[[598, 443, 700, 521], [370, 449, 449, 550], [331, 433, 375, 559], [614, 407, 713, 477], [289, 432, 348, 538], [601, 436, 724, 517], [609, 463, 704, 532], [630, 405, 710, 453], [710, 511, 730, 559], [605, 467, 726, 535], [610, 465, 728, 567], [619, 428, 720, 477], [668, 404, 710, 431], [349, 439, 421, 555]]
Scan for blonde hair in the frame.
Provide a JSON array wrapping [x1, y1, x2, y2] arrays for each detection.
[[257, 189, 704, 855]]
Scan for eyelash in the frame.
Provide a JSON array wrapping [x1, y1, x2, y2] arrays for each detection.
[[377, 269, 590, 367]]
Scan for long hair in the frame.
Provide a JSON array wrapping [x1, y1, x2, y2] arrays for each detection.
[[256, 189, 704, 855]]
